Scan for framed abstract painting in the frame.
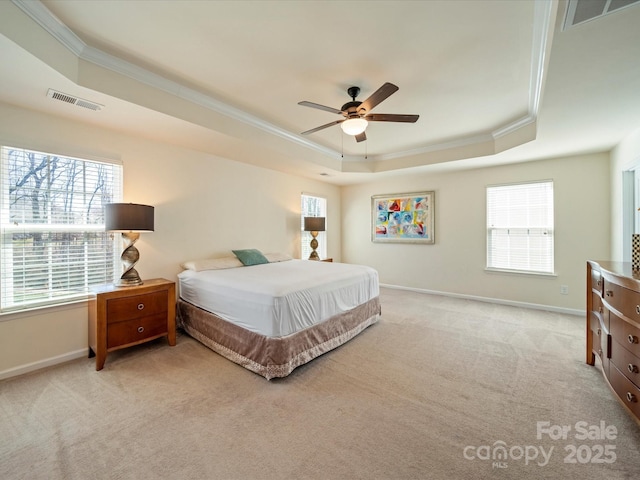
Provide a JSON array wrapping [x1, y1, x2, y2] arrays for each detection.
[[371, 191, 435, 244]]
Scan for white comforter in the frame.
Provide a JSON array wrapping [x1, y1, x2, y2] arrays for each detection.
[[178, 260, 379, 337]]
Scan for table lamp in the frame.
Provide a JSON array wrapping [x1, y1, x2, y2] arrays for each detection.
[[304, 216, 325, 261], [105, 203, 154, 286]]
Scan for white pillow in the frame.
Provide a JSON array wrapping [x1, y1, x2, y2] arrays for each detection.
[[263, 252, 293, 263], [181, 257, 243, 272]]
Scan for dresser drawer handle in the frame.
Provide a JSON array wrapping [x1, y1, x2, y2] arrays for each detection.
[[597, 328, 601, 336], [137, 326, 144, 333], [628, 364, 639, 374], [626, 392, 637, 403], [628, 335, 638, 345], [637, 305, 640, 315], [606, 290, 613, 297], [137, 303, 145, 310], [597, 280, 601, 287]]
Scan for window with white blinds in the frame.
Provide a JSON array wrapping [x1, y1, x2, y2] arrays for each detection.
[[486, 180, 554, 274], [301, 194, 327, 260], [0, 146, 122, 313]]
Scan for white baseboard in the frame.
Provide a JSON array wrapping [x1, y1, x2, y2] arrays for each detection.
[[0, 348, 87, 381], [380, 283, 584, 316]]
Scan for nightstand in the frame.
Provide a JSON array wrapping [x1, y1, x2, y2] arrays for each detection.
[[88, 278, 176, 370]]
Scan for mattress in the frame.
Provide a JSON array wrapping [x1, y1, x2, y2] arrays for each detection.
[[177, 259, 379, 337]]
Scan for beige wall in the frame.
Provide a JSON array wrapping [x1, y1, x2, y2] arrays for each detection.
[[0, 102, 341, 378], [341, 153, 611, 312], [0, 100, 620, 378], [611, 127, 640, 260]]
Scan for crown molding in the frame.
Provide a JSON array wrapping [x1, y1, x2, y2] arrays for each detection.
[[11, 0, 336, 160], [12, 0, 85, 55]]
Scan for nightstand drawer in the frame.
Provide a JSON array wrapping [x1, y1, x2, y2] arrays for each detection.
[[107, 290, 168, 323], [107, 313, 168, 348], [610, 312, 640, 358], [89, 278, 176, 370]]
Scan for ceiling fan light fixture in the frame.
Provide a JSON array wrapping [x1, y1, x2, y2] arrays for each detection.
[[341, 117, 368, 135]]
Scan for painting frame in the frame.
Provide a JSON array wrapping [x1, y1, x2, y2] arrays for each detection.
[[371, 191, 435, 244]]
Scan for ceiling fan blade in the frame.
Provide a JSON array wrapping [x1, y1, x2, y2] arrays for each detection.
[[298, 101, 343, 115], [357, 82, 399, 114], [365, 113, 419, 123], [301, 119, 344, 135], [355, 132, 367, 143]]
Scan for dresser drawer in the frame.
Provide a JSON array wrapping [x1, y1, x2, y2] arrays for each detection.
[[106, 290, 168, 323], [590, 311, 610, 360], [106, 313, 168, 348], [603, 281, 640, 322], [592, 291, 603, 314], [611, 339, 640, 388], [610, 312, 640, 359], [609, 364, 640, 418], [591, 268, 603, 295]]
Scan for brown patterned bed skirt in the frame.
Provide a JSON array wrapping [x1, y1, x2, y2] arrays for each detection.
[[177, 297, 381, 379]]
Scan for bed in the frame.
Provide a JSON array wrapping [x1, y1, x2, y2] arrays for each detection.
[[176, 252, 381, 379]]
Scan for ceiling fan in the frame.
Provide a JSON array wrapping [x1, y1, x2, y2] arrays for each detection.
[[298, 82, 419, 143]]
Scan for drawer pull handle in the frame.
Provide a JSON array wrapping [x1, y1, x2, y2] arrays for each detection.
[[137, 326, 144, 333], [597, 280, 601, 287], [606, 290, 613, 297], [137, 303, 145, 310], [626, 392, 637, 403], [628, 335, 638, 345], [628, 364, 639, 374], [599, 306, 603, 313], [597, 328, 601, 336]]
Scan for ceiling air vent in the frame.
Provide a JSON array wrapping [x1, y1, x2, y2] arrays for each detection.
[[563, 0, 640, 30], [46, 89, 104, 111]]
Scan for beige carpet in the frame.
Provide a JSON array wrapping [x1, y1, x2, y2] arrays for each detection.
[[1, 287, 640, 479]]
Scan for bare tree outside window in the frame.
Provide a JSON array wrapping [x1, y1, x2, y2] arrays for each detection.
[[1, 146, 122, 312]]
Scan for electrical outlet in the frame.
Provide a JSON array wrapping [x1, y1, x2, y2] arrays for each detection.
[[560, 285, 569, 295]]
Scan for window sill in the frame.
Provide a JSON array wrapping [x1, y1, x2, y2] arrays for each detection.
[[484, 267, 557, 278], [0, 297, 90, 322]]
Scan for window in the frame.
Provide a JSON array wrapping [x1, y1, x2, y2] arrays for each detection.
[[1, 146, 122, 313], [301, 194, 326, 260], [486, 180, 554, 274]]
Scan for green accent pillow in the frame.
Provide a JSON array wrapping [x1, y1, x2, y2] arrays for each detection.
[[232, 249, 269, 266]]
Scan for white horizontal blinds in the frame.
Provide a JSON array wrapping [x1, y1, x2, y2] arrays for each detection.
[[486, 181, 554, 274], [301, 194, 327, 260], [0, 146, 122, 312]]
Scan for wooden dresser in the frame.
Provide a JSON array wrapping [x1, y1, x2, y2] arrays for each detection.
[[587, 261, 640, 422], [88, 278, 176, 370]]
